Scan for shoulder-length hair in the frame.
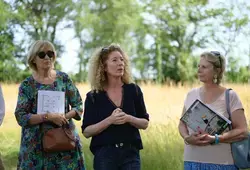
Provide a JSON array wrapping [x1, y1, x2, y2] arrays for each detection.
[[88, 44, 133, 92], [27, 40, 56, 71]]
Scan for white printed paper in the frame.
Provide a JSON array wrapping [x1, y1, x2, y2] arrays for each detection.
[[37, 90, 65, 114]]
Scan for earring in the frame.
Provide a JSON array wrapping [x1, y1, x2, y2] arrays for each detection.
[[213, 74, 218, 84]]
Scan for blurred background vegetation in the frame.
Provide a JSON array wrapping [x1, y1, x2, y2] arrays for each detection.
[[1, 0, 250, 84]]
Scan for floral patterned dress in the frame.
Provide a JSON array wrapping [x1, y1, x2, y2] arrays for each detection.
[[14, 71, 85, 170]]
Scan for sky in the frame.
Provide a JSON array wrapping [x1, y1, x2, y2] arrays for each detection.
[[56, 27, 80, 74]]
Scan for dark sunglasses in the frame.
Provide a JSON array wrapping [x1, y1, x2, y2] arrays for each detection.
[[210, 51, 222, 68], [37, 50, 55, 59], [101, 47, 109, 53]]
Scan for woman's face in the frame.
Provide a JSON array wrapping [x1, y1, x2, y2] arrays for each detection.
[[104, 51, 125, 78], [33, 45, 55, 71], [197, 57, 215, 83]]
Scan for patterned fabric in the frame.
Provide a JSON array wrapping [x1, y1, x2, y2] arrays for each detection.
[[14, 71, 85, 170], [184, 161, 238, 170]]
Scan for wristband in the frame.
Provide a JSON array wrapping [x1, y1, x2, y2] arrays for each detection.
[[214, 134, 220, 144]]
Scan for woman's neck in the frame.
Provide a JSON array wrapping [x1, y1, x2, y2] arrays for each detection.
[[33, 69, 54, 80], [203, 82, 220, 92], [106, 77, 123, 89]]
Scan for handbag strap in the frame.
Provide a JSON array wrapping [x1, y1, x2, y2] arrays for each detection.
[[62, 124, 75, 141], [63, 127, 75, 141], [225, 88, 233, 130]]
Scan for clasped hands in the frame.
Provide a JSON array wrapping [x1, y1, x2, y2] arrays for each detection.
[[184, 130, 216, 146], [108, 108, 132, 125]]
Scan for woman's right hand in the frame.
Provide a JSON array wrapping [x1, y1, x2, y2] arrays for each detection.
[[48, 113, 68, 126], [108, 108, 126, 125], [184, 133, 210, 146]]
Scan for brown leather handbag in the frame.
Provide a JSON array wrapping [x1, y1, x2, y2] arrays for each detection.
[[42, 125, 76, 152]]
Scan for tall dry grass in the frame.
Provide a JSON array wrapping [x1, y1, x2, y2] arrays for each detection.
[[1, 83, 250, 170]]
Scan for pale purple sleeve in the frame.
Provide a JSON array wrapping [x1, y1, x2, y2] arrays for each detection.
[[0, 85, 5, 126]]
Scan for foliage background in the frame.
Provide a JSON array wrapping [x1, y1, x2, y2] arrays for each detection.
[[0, 0, 250, 84]]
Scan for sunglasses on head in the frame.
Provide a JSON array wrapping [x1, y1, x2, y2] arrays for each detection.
[[210, 51, 222, 68], [99, 47, 109, 60], [101, 47, 109, 53], [37, 50, 55, 59]]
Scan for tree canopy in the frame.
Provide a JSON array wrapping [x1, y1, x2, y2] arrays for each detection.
[[1, 0, 250, 84]]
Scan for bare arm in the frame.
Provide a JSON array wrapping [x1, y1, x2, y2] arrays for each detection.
[[28, 113, 68, 126], [28, 114, 44, 125], [127, 115, 149, 130], [178, 107, 208, 146], [83, 113, 149, 138], [83, 117, 112, 138], [219, 109, 248, 143], [199, 109, 248, 144], [179, 121, 190, 140], [83, 110, 149, 138], [83, 108, 124, 138], [178, 107, 189, 139], [65, 110, 79, 120]]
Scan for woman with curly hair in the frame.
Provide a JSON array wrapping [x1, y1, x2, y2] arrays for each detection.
[[82, 44, 149, 170]]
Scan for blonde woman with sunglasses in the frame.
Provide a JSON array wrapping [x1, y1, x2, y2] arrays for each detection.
[[14, 40, 85, 170]]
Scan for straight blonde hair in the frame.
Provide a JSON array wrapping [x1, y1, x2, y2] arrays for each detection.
[[27, 40, 56, 71]]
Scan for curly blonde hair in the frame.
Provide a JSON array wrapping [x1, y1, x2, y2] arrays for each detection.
[[200, 51, 225, 84], [88, 44, 133, 92]]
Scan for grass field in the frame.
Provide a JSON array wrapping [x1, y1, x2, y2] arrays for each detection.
[[1, 83, 250, 170]]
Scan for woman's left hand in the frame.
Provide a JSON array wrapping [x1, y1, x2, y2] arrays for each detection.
[[48, 113, 69, 126], [113, 111, 131, 125], [201, 134, 216, 144], [196, 128, 216, 145]]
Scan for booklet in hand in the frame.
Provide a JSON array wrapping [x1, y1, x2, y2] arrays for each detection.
[[37, 90, 65, 114], [180, 99, 231, 135]]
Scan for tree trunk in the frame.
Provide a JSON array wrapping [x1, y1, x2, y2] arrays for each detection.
[[156, 40, 163, 84]]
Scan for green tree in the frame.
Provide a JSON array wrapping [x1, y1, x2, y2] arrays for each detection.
[[135, 0, 224, 84], [73, 0, 142, 81], [0, 0, 26, 82], [209, 1, 249, 60], [12, 0, 75, 68], [226, 56, 250, 83]]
